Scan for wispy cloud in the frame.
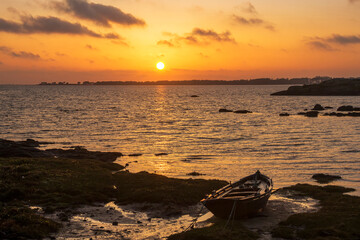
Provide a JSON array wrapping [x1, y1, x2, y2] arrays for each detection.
[[242, 2, 257, 14], [158, 28, 236, 47], [0, 46, 41, 59], [306, 40, 336, 51], [348, 0, 360, 3], [49, 0, 146, 27], [0, 15, 121, 39], [233, 15, 275, 31], [306, 34, 360, 51]]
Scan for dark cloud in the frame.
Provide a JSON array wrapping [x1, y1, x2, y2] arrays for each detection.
[[0, 15, 121, 39], [50, 0, 145, 27], [327, 34, 360, 45], [306, 34, 360, 51], [233, 15, 275, 31], [158, 28, 236, 47], [191, 28, 235, 42], [307, 40, 336, 51], [0, 46, 41, 59]]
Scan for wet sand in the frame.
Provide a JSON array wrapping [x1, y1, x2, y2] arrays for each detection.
[[39, 192, 318, 240]]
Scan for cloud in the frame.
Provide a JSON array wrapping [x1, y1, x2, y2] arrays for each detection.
[[0, 15, 121, 39], [233, 15, 275, 31], [50, 0, 146, 27], [349, 0, 360, 3], [306, 34, 360, 51], [157, 40, 174, 47], [242, 2, 257, 14], [0, 46, 41, 59], [158, 28, 236, 47], [327, 34, 360, 45], [306, 40, 336, 51]]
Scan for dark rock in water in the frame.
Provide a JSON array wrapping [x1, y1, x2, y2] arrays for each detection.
[[324, 106, 333, 109], [0, 139, 53, 158], [112, 221, 118, 226], [297, 112, 306, 115], [312, 104, 325, 111], [190, 95, 199, 98], [337, 105, 360, 112], [337, 105, 354, 111], [45, 148, 123, 162], [271, 78, 360, 96], [305, 111, 319, 117], [219, 108, 233, 112], [155, 153, 168, 156], [186, 171, 205, 176], [312, 173, 341, 184], [128, 153, 142, 157], [233, 110, 252, 114], [0, 139, 123, 162], [279, 113, 290, 116], [324, 112, 360, 117]]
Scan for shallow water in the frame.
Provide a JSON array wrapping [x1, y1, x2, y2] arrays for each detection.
[[0, 85, 359, 193]]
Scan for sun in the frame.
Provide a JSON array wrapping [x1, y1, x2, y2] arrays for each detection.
[[156, 62, 165, 70]]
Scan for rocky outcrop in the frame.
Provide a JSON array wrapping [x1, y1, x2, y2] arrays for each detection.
[[233, 110, 252, 114], [337, 105, 360, 111], [271, 78, 360, 96], [312, 104, 325, 111], [0, 139, 122, 162], [219, 108, 233, 112]]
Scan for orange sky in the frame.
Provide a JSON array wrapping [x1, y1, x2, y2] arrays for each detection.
[[1, 0, 360, 84]]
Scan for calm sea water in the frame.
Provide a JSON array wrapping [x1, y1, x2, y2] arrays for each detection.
[[0, 85, 359, 193]]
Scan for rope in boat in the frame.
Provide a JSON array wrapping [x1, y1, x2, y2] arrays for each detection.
[[184, 204, 205, 231], [224, 199, 237, 229]]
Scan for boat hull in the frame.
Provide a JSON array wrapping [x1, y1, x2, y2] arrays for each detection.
[[202, 192, 271, 219]]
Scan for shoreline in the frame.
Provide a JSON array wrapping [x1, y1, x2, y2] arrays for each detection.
[[1, 139, 359, 239]]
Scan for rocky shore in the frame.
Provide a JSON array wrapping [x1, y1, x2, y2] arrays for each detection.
[[1, 139, 359, 239], [271, 78, 360, 96]]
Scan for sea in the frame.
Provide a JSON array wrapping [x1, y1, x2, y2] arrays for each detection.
[[0, 84, 359, 194]]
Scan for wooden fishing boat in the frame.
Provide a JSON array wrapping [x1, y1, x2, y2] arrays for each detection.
[[201, 170, 274, 219]]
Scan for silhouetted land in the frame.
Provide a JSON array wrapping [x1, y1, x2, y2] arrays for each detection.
[[271, 78, 360, 96], [39, 78, 310, 85]]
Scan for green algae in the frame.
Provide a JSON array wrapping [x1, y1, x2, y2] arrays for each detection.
[[0, 157, 227, 239], [272, 184, 360, 239], [168, 220, 258, 240]]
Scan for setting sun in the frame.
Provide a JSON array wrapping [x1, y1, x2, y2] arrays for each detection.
[[156, 62, 165, 70]]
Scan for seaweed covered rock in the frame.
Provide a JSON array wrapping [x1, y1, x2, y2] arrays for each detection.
[[312, 173, 341, 184]]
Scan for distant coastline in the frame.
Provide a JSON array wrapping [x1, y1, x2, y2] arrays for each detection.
[[38, 77, 334, 86]]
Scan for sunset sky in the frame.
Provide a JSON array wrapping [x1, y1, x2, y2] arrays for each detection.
[[1, 0, 360, 84]]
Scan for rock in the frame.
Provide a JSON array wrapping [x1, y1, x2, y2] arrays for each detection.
[[324, 106, 333, 109], [297, 112, 306, 115], [312, 173, 341, 184], [137, 220, 142, 224], [186, 171, 205, 176], [190, 95, 199, 97], [128, 153, 142, 157], [233, 110, 252, 114], [219, 108, 233, 112], [155, 153, 168, 156], [337, 105, 354, 111], [271, 78, 360, 96], [57, 212, 70, 222], [312, 104, 325, 111], [279, 113, 290, 116], [0, 139, 123, 163], [112, 221, 118, 226], [305, 111, 319, 117]]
